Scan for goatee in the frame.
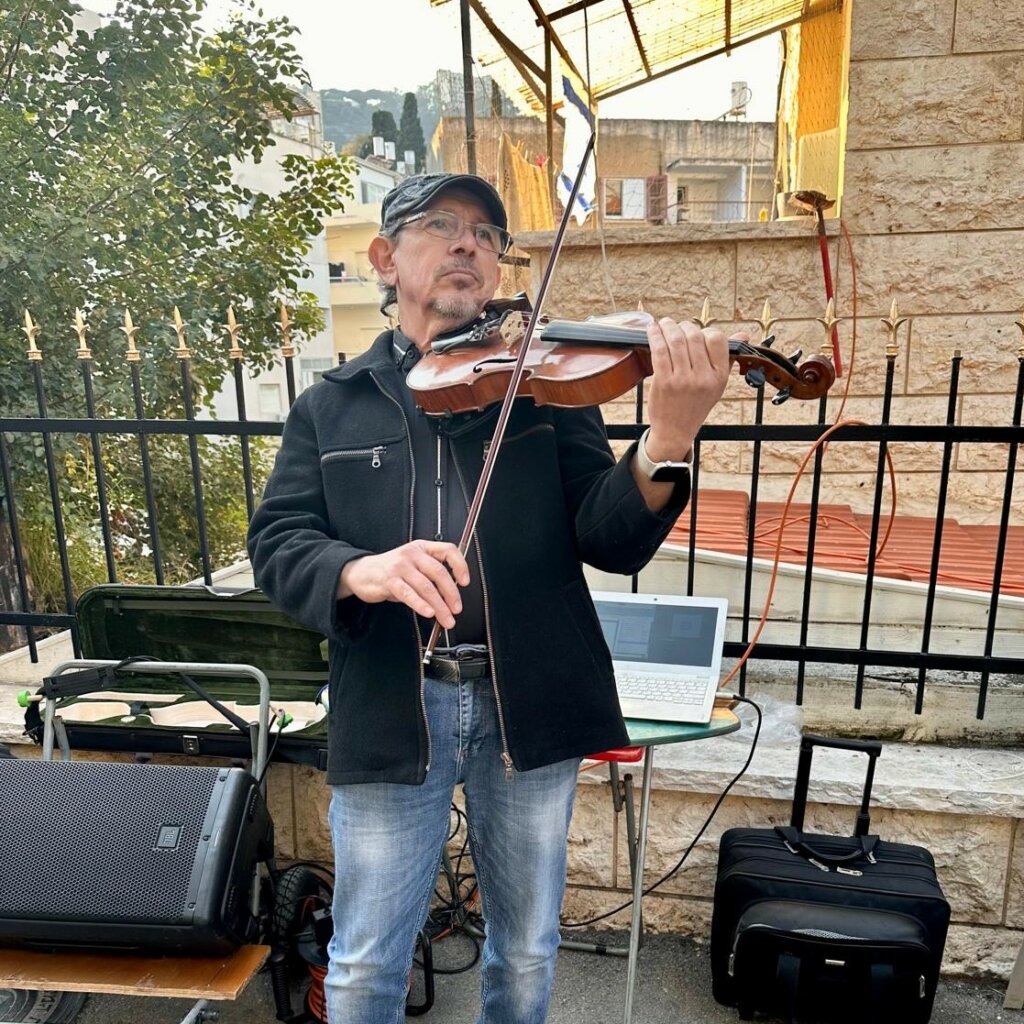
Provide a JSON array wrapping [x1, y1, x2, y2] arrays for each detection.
[[429, 295, 482, 323]]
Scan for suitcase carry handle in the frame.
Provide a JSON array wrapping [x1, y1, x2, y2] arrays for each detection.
[[774, 825, 880, 867], [791, 733, 882, 836]]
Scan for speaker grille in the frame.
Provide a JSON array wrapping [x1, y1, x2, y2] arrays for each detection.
[[0, 761, 226, 923]]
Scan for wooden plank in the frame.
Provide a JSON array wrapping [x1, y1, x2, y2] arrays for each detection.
[[0, 945, 269, 999]]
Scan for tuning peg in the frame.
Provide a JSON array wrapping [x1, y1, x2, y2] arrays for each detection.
[[760, 334, 775, 348], [744, 367, 767, 389], [771, 387, 792, 405], [787, 349, 803, 364]]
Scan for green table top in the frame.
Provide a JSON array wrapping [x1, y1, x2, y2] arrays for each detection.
[[624, 706, 740, 748]]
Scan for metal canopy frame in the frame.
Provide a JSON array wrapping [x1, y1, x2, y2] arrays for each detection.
[[440, 0, 842, 182]]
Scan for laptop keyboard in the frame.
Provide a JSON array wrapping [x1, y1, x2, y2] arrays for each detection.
[[615, 671, 709, 706]]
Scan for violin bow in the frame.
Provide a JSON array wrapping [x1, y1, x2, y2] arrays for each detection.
[[423, 131, 598, 666]]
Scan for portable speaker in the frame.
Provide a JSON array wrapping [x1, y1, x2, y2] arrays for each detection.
[[0, 759, 273, 954]]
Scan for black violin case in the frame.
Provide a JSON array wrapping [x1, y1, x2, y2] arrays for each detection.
[[24, 584, 332, 770], [710, 734, 951, 1024]]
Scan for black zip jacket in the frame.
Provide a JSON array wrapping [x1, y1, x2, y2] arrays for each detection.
[[247, 330, 691, 784]]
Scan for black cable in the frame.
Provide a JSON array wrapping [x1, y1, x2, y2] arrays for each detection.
[[414, 930, 481, 975], [256, 716, 286, 787], [414, 802, 484, 976], [112, 655, 252, 733], [561, 695, 763, 929]]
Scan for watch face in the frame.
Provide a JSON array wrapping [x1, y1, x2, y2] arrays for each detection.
[[650, 464, 690, 483]]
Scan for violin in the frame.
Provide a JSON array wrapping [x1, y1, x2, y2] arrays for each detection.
[[407, 296, 835, 417]]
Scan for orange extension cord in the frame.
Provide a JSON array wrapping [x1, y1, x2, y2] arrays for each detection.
[[718, 218, 899, 688]]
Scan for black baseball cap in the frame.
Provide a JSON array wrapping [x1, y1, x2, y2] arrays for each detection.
[[380, 173, 507, 235]]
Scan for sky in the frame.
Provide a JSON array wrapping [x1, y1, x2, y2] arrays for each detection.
[[83, 0, 782, 122]]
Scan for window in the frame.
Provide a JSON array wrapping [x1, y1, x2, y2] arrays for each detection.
[[299, 357, 333, 392], [258, 383, 283, 419], [675, 184, 689, 223], [604, 178, 646, 219], [361, 181, 388, 204]]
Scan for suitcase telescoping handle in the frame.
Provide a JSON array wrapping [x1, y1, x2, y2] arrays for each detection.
[[790, 734, 882, 836]]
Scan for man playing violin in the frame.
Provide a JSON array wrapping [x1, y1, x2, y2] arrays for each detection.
[[247, 173, 731, 1024]]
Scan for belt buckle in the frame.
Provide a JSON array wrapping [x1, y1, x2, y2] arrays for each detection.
[[451, 644, 487, 662]]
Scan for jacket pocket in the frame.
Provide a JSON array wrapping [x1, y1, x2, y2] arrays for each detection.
[[320, 433, 406, 471], [561, 578, 615, 680], [319, 434, 409, 549]]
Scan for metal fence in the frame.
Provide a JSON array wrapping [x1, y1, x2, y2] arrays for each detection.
[[1, 306, 1022, 720]]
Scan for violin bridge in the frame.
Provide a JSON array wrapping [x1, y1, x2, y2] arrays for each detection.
[[500, 311, 528, 349]]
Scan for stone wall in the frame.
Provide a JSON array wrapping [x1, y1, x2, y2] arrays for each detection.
[[513, 0, 1024, 526], [121, 730, 1019, 982]]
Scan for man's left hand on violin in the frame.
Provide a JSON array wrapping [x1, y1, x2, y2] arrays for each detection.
[[643, 318, 737, 462]]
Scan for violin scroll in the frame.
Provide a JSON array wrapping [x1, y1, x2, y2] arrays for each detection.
[[730, 340, 834, 403]]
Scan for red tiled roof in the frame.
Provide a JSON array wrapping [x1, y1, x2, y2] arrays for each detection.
[[668, 490, 1024, 597]]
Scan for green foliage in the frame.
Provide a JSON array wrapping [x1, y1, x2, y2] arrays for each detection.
[[16, 433, 278, 610], [0, 0, 354, 409], [398, 91, 425, 173], [358, 108, 398, 158], [0, 0, 353, 609]]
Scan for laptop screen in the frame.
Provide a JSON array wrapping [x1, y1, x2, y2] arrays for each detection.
[[595, 600, 720, 668]]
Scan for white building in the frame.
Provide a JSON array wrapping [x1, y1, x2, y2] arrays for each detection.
[[206, 91, 337, 423], [326, 156, 407, 361]]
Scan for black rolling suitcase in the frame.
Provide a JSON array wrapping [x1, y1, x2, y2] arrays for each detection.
[[710, 734, 951, 1024]]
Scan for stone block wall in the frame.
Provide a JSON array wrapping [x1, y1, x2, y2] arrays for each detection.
[[5, 705, 1022, 981], [234, 744, 1024, 982], [562, 775, 1024, 980], [514, 0, 1024, 525]]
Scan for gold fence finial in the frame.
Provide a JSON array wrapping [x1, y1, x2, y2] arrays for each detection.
[[880, 297, 909, 357], [73, 309, 92, 360], [225, 306, 243, 360], [691, 297, 716, 330], [120, 309, 142, 361], [755, 298, 778, 342], [172, 306, 191, 359], [22, 310, 42, 361], [814, 298, 842, 359], [278, 302, 295, 358]]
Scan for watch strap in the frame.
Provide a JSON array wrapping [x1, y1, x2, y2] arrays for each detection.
[[636, 429, 691, 481]]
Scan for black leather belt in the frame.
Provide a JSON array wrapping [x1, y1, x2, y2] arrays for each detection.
[[428, 645, 489, 683]]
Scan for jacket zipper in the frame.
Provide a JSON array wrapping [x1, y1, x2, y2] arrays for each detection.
[[368, 371, 431, 774], [321, 445, 388, 468], [435, 431, 451, 646], [451, 445, 514, 780]]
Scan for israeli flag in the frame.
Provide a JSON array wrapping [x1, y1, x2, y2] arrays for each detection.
[[556, 62, 597, 225]]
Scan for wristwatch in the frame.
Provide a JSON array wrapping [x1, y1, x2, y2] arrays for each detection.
[[635, 429, 691, 483]]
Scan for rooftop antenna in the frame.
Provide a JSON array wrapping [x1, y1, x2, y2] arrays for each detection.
[[718, 81, 751, 120]]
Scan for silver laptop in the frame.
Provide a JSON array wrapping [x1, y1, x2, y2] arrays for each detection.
[[591, 591, 729, 724]]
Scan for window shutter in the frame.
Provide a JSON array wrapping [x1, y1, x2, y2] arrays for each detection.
[[646, 175, 668, 224]]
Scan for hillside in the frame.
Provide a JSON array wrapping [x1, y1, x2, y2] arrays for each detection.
[[320, 86, 440, 154], [320, 72, 517, 156]]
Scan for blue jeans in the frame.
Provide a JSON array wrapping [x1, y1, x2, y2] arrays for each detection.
[[325, 675, 581, 1024]]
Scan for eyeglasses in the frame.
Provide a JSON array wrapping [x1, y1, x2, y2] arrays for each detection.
[[398, 209, 513, 255]]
